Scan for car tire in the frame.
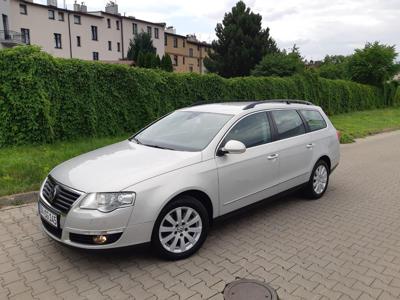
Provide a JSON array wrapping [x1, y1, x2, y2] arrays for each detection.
[[304, 159, 330, 200], [151, 195, 209, 260]]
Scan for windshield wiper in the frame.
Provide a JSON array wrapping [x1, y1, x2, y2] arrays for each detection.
[[144, 144, 175, 151], [130, 137, 142, 145]]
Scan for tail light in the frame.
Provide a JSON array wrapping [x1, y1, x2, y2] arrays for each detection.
[[336, 130, 341, 140]]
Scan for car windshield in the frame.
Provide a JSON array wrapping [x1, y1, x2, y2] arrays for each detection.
[[133, 111, 233, 151]]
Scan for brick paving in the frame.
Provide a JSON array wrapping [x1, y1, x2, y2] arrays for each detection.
[[1, 131, 400, 299]]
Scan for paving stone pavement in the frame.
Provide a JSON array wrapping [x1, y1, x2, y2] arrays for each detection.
[[2, 131, 400, 299]]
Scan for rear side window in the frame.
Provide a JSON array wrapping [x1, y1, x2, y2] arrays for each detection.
[[224, 112, 272, 148], [300, 110, 327, 132], [271, 110, 305, 140]]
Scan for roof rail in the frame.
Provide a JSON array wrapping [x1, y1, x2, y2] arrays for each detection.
[[243, 100, 313, 110]]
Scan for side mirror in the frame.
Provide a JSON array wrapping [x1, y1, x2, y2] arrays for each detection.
[[218, 140, 246, 156]]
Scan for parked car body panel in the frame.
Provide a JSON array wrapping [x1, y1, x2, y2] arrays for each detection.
[[39, 101, 340, 250]]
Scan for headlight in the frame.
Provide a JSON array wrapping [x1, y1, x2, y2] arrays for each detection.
[[80, 192, 136, 213]]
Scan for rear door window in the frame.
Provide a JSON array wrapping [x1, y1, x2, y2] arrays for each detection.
[[271, 110, 306, 140], [299, 110, 327, 132]]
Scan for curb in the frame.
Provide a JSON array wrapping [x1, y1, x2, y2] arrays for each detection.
[[0, 191, 38, 208]]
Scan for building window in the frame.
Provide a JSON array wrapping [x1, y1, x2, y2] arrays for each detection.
[[74, 15, 81, 24], [107, 18, 111, 28], [91, 26, 98, 41], [133, 23, 138, 35], [54, 33, 62, 49], [147, 26, 152, 37], [93, 52, 99, 61], [173, 37, 178, 48], [197, 58, 200, 67], [183, 56, 185, 65], [20, 4, 27, 15], [48, 10, 55, 20], [173, 55, 178, 66], [189, 65, 193, 72], [116, 20, 120, 30], [197, 45, 200, 51], [108, 41, 112, 51], [183, 40, 185, 48], [154, 28, 159, 39], [189, 48, 194, 57], [58, 12, 64, 21], [117, 42, 121, 52], [21, 28, 30, 44], [164, 33, 167, 46], [76, 36, 81, 47]]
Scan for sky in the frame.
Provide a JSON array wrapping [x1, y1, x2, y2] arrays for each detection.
[[39, 0, 400, 61]]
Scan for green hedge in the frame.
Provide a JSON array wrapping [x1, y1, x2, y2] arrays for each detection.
[[0, 46, 396, 147]]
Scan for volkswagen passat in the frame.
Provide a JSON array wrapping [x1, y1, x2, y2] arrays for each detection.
[[38, 100, 340, 259]]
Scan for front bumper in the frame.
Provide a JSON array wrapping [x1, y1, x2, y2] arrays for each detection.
[[38, 193, 154, 249]]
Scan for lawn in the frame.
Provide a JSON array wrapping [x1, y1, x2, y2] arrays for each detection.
[[330, 107, 400, 143], [1, 107, 400, 197], [0, 135, 128, 197]]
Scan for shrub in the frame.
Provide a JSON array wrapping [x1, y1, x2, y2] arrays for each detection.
[[0, 46, 394, 147]]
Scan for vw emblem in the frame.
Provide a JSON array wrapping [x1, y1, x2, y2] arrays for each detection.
[[50, 185, 59, 202]]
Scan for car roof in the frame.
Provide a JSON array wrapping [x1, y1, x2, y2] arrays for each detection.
[[180, 101, 319, 115]]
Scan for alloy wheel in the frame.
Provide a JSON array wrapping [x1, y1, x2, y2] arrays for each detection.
[[313, 165, 328, 194], [158, 206, 202, 253]]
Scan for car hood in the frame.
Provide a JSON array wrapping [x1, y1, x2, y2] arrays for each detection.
[[50, 140, 202, 192]]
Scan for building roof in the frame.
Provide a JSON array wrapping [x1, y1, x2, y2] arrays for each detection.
[[20, 0, 103, 18], [165, 32, 211, 47], [90, 11, 166, 27], [20, 0, 165, 25]]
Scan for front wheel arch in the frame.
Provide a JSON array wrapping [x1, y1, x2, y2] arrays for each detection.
[[159, 189, 214, 226]]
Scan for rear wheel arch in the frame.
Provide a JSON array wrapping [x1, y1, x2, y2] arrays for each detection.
[[318, 155, 331, 172]]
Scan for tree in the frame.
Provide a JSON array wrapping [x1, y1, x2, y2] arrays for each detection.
[[318, 55, 350, 80], [136, 51, 145, 67], [251, 46, 305, 77], [127, 32, 156, 62], [154, 55, 161, 68], [160, 54, 173, 72], [347, 42, 399, 86], [204, 1, 278, 78]]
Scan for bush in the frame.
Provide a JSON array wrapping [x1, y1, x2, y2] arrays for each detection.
[[251, 51, 305, 77], [0, 46, 395, 147]]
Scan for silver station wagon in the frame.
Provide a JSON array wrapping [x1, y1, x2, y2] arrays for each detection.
[[38, 100, 340, 259]]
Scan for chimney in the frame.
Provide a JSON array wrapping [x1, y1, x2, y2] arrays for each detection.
[[47, 0, 57, 7], [166, 26, 176, 34], [73, 1, 80, 11], [186, 34, 198, 42], [80, 2, 87, 12], [105, 1, 118, 15]]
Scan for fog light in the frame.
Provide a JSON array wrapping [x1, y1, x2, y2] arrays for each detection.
[[93, 235, 107, 244]]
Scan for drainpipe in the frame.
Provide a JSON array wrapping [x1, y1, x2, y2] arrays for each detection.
[[67, 12, 72, 58], [120, 16, 124, 59]]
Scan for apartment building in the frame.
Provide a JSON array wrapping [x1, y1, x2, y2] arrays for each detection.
[[165, 28, 211, 74], [1, 0, 165, 61]]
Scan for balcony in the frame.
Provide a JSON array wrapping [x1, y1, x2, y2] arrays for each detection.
[[0, 30, 23, 45]]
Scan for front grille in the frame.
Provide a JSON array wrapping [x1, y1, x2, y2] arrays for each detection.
[[42, 177, 81, 214], [41, 218, 62, 238]]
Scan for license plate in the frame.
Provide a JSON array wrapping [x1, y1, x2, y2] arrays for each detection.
[[39, 202, 58, 228]]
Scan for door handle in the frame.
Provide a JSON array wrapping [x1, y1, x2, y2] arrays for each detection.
[[306, 143, 315, 149], [267, 153, 279, 160]]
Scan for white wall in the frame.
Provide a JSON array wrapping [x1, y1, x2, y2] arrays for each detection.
[[4, 0, 166, 60], [0, 0, 11, 49], [10, 0, 71, 58], [69, 13, 122, 61]]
